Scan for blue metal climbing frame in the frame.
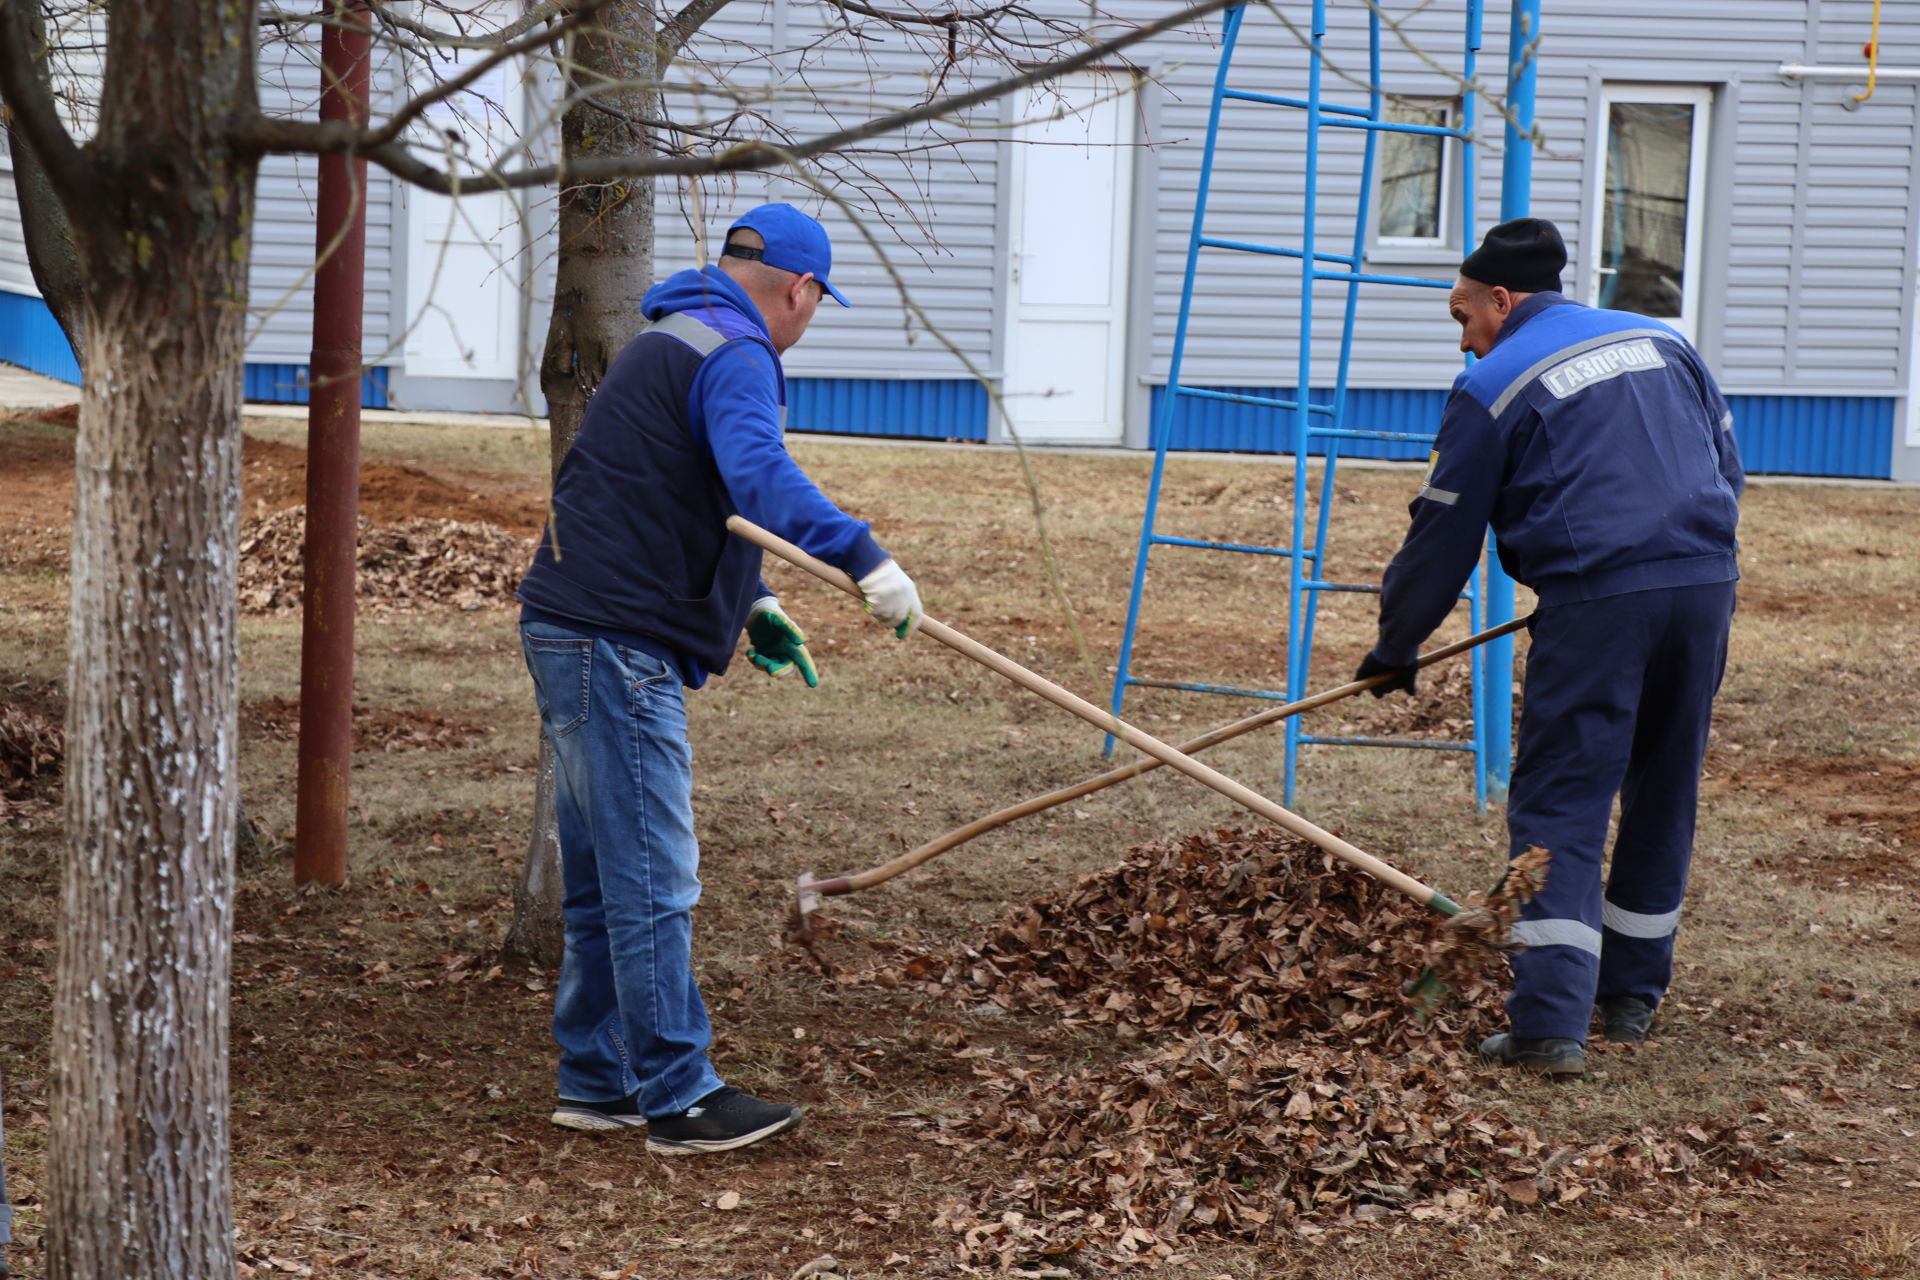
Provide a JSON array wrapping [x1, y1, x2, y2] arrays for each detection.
[[1107, 0, 1541, 806]]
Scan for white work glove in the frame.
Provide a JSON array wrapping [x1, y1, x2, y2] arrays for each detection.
[[856, 559, 922, 639]]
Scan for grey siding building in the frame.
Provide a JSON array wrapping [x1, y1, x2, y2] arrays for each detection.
[[2, 1, 1917, 478]]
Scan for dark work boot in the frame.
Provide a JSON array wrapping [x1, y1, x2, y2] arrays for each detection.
[[1600, 995, 1656, 1043], [1478, 1032, 1586, 1076]]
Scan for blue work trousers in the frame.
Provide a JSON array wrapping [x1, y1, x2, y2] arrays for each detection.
[[1504, 581, 1735, 1041], [521, 620, 726, 1118]]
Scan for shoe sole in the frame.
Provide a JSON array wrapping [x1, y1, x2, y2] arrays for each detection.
[[645, 1111, 802, 1155], [551, 1108, 647, 1132]]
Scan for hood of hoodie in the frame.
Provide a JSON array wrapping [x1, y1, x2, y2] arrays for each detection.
[[641, 265, 772, 345]]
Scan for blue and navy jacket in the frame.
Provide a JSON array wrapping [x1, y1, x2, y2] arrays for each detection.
[[1373, 293, 1744, 666], [518, 266, 890, 686]]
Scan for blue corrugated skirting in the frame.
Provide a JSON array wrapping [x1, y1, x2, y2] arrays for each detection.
[[0, 288, 82, 383], [1152, 385, 1440, 460], [788, 377, 987, 441], [1723, 395, 1892, 480], [1, 287, 391, 408], [1152, 384, 1896, 479], [243, 363, 390, 410]]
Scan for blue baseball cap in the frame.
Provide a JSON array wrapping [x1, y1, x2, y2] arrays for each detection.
[[724, 203, 851, 307]]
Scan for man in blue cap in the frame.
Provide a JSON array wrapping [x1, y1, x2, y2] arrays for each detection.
[[516, 203, 920, 1153], [1356, 217, 1744, 1076]]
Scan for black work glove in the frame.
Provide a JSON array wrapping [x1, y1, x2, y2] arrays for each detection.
[[1354, 652, 1417, 698]]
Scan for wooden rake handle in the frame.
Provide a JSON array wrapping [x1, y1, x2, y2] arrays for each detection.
[[728, 516, 1463, 917], [818, 614, 1529, 897]]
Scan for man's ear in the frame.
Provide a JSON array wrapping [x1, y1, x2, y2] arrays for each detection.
[[1490, 285, 1516, 316], [791, 272, 817, 308]]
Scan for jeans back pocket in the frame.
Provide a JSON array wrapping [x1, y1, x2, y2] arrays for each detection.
[[522, 633, 592, 737]]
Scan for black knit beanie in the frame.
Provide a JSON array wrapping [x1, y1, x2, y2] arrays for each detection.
[[1459, 217, 1566, 294]]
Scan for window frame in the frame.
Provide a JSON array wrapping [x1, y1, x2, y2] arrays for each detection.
[[1371, 97, 1458, 254], [1583, 82, 1712, 342]]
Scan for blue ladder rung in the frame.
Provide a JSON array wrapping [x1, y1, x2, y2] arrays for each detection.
[[1300, 580, 1381, 594], [1149, 533, 1307, 558], [1299, 580, 1478, 601], [1299, 735, 1476, 752], [1126, 676, 1294, 702], [1175, 386, 1336, 414], [1199, 236, 1356, 267], [1309, 268, 1453, 288], [1307, 427, 1439, 443], [1324, 117, 1471, 140], [1221, 87, 1371, 119]]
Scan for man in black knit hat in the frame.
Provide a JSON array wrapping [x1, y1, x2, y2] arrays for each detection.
[[1357, 217, 1745, 1076]]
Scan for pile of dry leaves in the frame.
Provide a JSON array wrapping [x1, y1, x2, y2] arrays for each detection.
[[1334, 661, 1479, 740], [238, 506, 533, 615], [0, 699, 64, 823], [856, 830, 1775, 1270]]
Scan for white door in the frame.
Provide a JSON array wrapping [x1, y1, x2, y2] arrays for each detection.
[[403, 40, 525, 382], [1584, 83, 1711, 343], [1001, 74, 1135, 445]]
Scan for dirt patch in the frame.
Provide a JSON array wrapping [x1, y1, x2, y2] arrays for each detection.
[[244, 696, 495, 754], [0, 425, 547, 573], [2, 402, 78, 428], [240, 435, 545, 533], [1723, 755, 1920, 853], [837, 829, 1775, 1269], [238, 507, 533, 615]]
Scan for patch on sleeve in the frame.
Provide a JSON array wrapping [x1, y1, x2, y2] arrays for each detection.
[[1416, 449, 1459, 505], [1539, 337, 1667, 399]]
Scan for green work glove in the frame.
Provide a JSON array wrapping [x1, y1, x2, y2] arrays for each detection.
[[745, 597, 820, 687]]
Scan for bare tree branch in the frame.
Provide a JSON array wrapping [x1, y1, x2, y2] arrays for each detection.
[[253, 0, 1234, 194], [659, 0, 741, 67], [1, 4, 85, 354], [0, 2, 91, 210], [359, 0, 616, 149], [363, 0, 569, 49]]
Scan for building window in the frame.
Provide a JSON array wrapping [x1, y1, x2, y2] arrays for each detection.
[[1587, 84, 1711, 341], [1376, 101, 1454, 246]]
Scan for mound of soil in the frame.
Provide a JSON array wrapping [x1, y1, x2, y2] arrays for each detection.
[[857, 830, 1776, 1269], [238, 506, 533, 615], [240, 436, 545, 533]]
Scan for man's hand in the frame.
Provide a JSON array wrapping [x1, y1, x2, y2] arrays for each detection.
[[856, 559, 922, 639], [746, 598, 820, 687], [1354, 652, 1417, 698]]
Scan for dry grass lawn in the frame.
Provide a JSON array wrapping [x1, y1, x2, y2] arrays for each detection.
[[1, 411, 1917, 1279]]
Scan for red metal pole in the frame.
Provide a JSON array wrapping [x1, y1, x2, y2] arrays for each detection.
[[294, 1, 373, 886]]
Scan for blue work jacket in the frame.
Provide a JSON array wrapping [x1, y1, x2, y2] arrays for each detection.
[[518, 266, 889, 685], [1373, 293, 1744, 666]]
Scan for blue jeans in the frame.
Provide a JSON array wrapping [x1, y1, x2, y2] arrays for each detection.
[[521, 620, 726, 1117]]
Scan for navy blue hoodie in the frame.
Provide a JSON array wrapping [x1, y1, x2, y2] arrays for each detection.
[[518, 265, 889, 685], [1373, 293, 1744, 666]]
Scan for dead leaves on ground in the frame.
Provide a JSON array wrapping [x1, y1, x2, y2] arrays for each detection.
[[0, 698, 64, 823], [846, 829, 1775, 1271], [238, 506, 532, 615]]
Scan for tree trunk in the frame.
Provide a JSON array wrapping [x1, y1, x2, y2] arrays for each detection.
[[40, 4, 258, 1276], [506, 0, 660, 968]]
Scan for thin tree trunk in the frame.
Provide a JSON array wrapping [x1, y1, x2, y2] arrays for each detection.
[[37, 3, 258, 1275], [506, 1, 659, 968]]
